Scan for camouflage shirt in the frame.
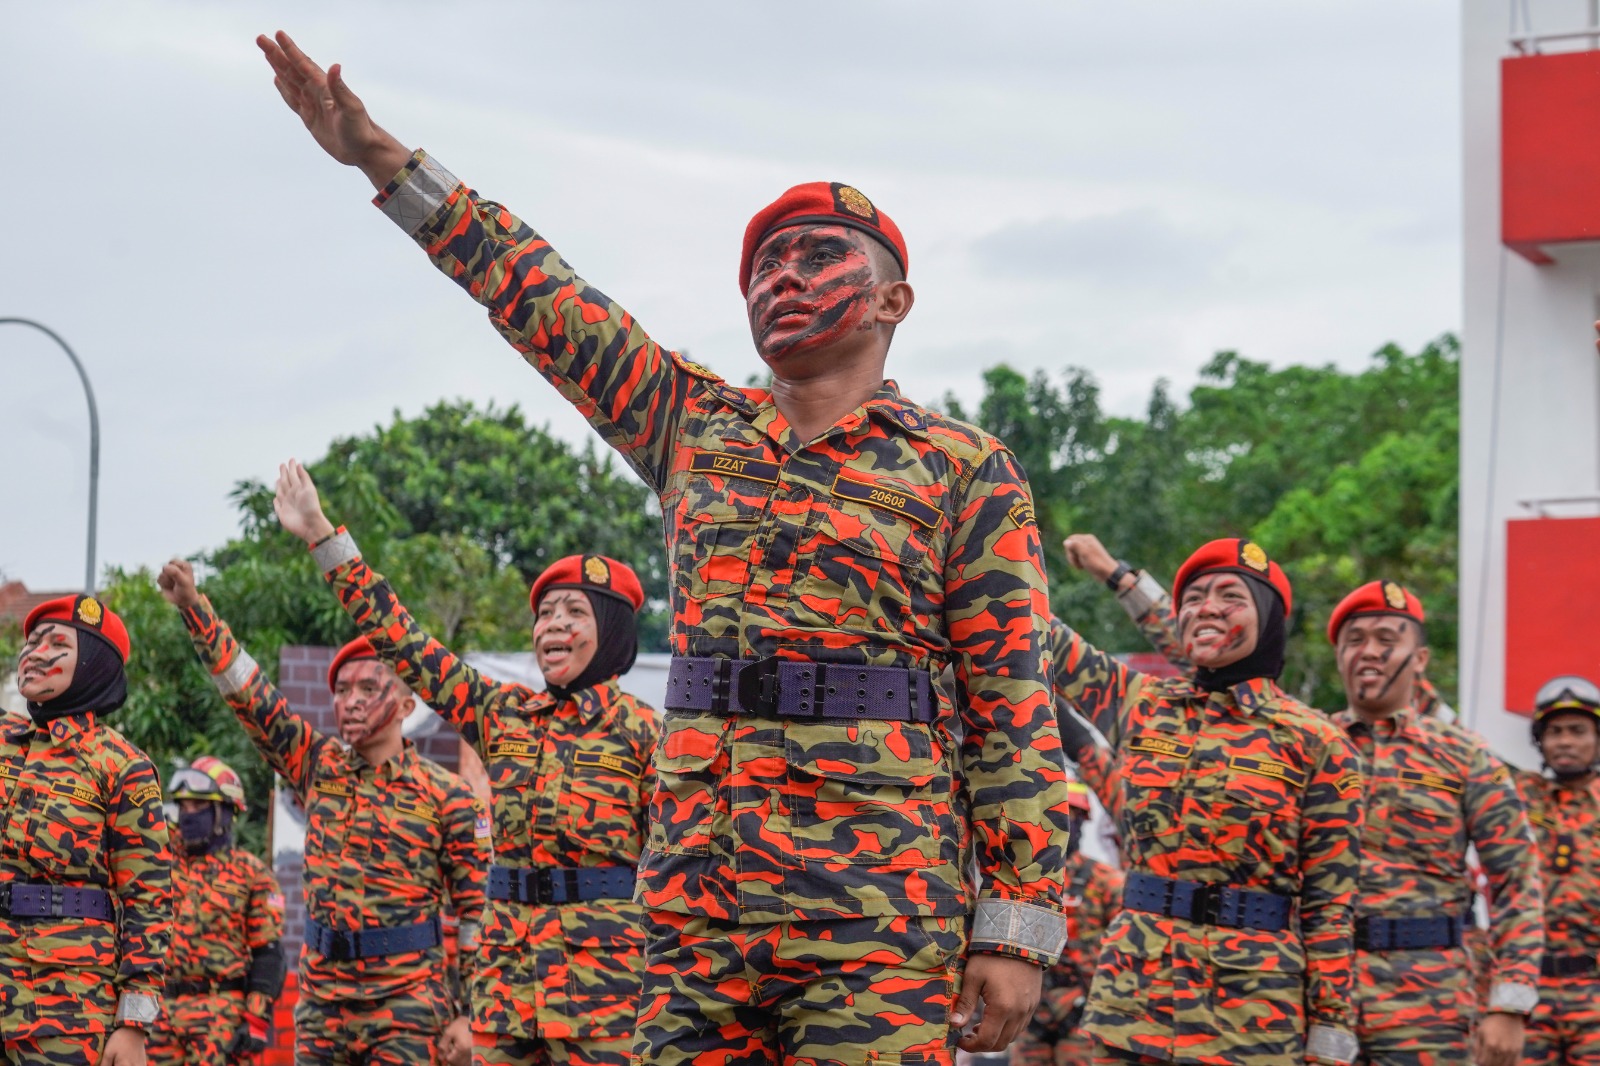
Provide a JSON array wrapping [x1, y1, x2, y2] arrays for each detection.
[[1049, 618, 1363, 1064], [1054, 852, 1125, 994], [1512, 770, 1599, 959], [180, 598, 489, 1005], [370, 150, 1070, 960], [166, 844, 284, 1021], [0, 711, 173, 1037], [1337, 709, 1543, 1013], [313, 537, 657, 1042]]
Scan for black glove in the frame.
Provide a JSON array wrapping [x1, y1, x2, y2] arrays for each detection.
[[226, 1016, 269, 1060], [1056, 696, 1099, 759]]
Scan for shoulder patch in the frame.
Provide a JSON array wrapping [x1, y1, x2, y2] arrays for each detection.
[[130, 782, 163, 808], [671, 350, 721, 381], [832, 473, 940, 530], [690, 450, 781, 485], [1489, 763, 1511, 786], [1007, 497, 1036, 530]]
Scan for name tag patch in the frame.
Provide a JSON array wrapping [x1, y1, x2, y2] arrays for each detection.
[[488, 740, 537, 761], [50, 782, 106, 811], [574, 750, 644, 776], [1128, 734, 1193, 759], [1228, 756, 1307, 790], [690, 451, 781, 485], [831, 474, 940, 529], [390, 798, 438, 824], [1397, 769, 1463, 794], [314, 779, 354, 798]]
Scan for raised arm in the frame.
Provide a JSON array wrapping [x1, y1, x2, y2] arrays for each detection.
[[257, 31, 695, 491], [158, 560, 329, 794], [1044, 614, 1140, 747], [1063, 533, 1193, 675], [272, 461, 512, 752]]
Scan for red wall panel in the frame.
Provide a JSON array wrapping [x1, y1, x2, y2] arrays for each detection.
[[1505, 515, 1600, 713], [1502, 51, 1600, 263]]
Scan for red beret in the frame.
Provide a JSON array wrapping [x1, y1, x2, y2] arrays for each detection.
[[1326, 580, 1425, 644], [327, 636, 379, 692], [1172, 538, 1292, 616], [24, 594, 130, 663], [529, 555, 644, 614], [739, 181, 907, 296]]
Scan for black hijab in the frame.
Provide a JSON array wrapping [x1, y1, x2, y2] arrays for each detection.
[[1193, 572, 1287, 692], [27, 627, 128, 724], [545, 589, 639, 701]]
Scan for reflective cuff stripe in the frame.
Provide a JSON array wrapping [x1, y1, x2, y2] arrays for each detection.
[[1115, 571, 1166, 622], [115, 991, 161, 1027], [214, 651, 259, 696], [311, 528, 360, 573], [1488, 980, 1539, 1014], [458, 921, 480, 951], [379, 152, 459, 237], [1305, 1025, 1358, 1064], [971, 898, 1066, 960]]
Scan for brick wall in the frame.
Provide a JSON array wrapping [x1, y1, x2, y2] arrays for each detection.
[[266, 645, 463, 1059]]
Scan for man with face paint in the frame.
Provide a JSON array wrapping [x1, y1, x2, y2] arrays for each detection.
[[1324, 581, 1542, 1066], [1050, 538, 1364, 1066], [1014, 781, 1124, 1066], [257, 31, 1068, 1066], [146, 758, 285, 1066], [272, 461, 659, 1066], [4, 595, 173, 1066], [156, 561, 488, 1066], [1513, 677, 1600, 1066]]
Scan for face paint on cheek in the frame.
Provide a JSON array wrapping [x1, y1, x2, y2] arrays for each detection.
[[758, 262, 877, 357], [1373, 651, 1413, 701]]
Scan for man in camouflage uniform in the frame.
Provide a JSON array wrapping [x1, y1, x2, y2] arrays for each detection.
[[4, 595, 172, 1066], [258, 31, 1070, 1063], [1323, 581, 1542, 1066], [156, 561, 488, 1066], [1515, 676, 1600, 1066], [1013, 781, 1124, 1066], [1052, 538, 1364, 1065], [147, 757, 286, 1066], [274, 461, 658, 1066]]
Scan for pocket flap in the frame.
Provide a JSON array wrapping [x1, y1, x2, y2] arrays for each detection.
[[1208, 932, 1305, 974], [786, 720, 941, 787], [655, 715, 724, 773]]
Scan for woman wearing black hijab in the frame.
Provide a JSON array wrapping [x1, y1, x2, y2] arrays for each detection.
[[1046, 539, 1366, 1066], [273, 459, 658, 1066], [4, 595, 172, 1066]]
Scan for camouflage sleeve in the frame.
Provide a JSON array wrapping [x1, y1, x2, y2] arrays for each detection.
[[634, 707, 661, 844], [439, 783, 490, 1017], [1465, 749, 1544, 1011], [373, 151, 693, 491], [1297, 730, 1363, 1035], [1045, 614, 1140, 745], [179, 596, 328, 795], [1072, 742, 1123, 824], [109, 752, 172, 1007], [1111, 571, 1194, 675], [947, 449, 1069, 963], [312, 528, 511, 754]]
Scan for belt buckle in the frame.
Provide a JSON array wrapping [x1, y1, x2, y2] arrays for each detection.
[[534, 868, 557, 905], [1188, 883, 1223, 926], [47, 885, 65, 918], [0, 883, 10, 918], [736, 657, 781, 716]]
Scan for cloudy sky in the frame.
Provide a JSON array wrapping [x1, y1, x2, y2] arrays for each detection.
[[2, 1, 1461, 591]]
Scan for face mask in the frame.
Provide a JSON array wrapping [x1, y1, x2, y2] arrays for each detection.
[[179, 805, 216, 846]]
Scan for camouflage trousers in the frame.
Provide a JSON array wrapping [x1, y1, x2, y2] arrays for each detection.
[[1353, 948, 1473, 1065], [294, 982, 453, 1066], [1012, 987, 1093, 1066], [472, 1031, 631, 1066], [630, 911, 966, 1066], [0, 1035, 101, 1066], [147, 991, 249, 1066], [1525, 974, 1600, 1066]]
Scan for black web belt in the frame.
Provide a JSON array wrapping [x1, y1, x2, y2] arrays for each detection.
[[166, 975, 248, 997], [1123, 872, 1292, 932], [1354, 914, 1466, 952], [1542, 952, 1600, 978], [0, 881, 114, 922], [487, 864, 635, 905], [304, 915, 441, 962], [665, 656, 935, 723]]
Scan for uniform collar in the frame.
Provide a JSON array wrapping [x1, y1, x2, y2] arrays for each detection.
[[1336, 705, 1416, 737], [346, 736, 418, 776], [749, 380, 930, 453], [39, 711, 97, 745], [562, 677, 624, 726], [1217, 677, 1280, 715]]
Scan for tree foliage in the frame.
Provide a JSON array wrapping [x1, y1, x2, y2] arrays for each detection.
[[941, 335, 1460, 713]]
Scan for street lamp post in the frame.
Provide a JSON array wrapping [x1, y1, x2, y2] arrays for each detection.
[[2, 318, 100, 592]]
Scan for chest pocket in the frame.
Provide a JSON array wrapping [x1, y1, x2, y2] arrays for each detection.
[[304, 775, 354, 858], [1122, 725, 1193, 850], [486, 736, 541, 847], [794, 503, 933, 636], [673, 463, 774, 602], [372, 789, 442, 864], [566, 749, 646, 854], [1384, 770, 1462, 846], [29, 780, 108, 880]]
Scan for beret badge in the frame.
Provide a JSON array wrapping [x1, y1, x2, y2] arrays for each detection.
[[1240, 542, 1269, 573], [76, 596, 104, 628], [584, 556, 611, 586], [835, 185, 876, 220], [1383, 581, 1408, 609]]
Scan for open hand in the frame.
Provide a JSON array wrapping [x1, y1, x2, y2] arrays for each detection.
[[255, 31, 411, 187], [950, 952, 1043, 1053], [273, 460, 336, 545], [156, 559, 201, 609]]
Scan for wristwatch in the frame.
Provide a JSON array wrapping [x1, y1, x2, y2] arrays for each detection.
[[1104, 561, 1134, 591]]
